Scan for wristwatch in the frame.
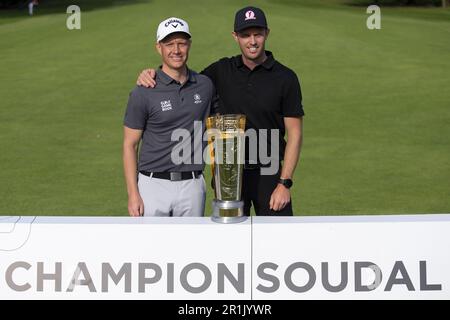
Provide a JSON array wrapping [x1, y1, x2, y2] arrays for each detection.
[[278, 178, 293, 189]]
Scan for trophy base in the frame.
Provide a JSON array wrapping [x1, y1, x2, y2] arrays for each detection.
[[211, 215, 248, 224], [211, 200, 247, 224]]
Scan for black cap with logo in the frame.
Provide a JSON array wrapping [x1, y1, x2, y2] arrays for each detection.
[[234, 6, 268, 32]]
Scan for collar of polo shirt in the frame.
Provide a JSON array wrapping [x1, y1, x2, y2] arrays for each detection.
[[235, 50, 275, 70], [156, 67, 197, 85]]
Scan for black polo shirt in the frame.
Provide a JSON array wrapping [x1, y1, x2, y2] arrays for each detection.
[[202, 51, 304, 164]]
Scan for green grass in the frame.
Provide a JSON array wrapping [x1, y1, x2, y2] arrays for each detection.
[[0, 0, 449, 216]]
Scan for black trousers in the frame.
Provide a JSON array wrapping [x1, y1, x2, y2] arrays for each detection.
[[242, 168, 293, 216]]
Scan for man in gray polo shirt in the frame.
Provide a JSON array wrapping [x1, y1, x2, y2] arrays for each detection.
[[123, 17, 215, 217]]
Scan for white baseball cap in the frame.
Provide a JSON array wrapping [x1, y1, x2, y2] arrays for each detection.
[[156, 17, 191, 42]]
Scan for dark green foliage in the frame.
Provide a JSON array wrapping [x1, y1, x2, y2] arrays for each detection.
[[0, 0, 26, 9]]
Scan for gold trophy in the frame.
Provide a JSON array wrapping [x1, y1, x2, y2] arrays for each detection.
[[206, 114, 247, 223]]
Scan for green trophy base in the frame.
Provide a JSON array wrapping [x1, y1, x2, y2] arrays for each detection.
[[211, 200, 247, 224]]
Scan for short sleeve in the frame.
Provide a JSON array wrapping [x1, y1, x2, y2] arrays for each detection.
[[282, 72, 304, 117], [123, 87, 148, 129]]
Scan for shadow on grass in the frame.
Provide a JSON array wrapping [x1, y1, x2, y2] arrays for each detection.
[[269, 0, 450, 22], [345, 0, 450, 22], [0, 0, 148, 23], [345, 0, 442, 6]]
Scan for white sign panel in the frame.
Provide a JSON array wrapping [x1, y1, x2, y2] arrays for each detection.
[[0, 216, 251, 300], [253, 215, 450, 299], [1, 214, 449, 299]]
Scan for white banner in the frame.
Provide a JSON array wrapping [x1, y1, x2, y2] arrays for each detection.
[[253, 215, 450, 299], [0, 214, 449, 300]]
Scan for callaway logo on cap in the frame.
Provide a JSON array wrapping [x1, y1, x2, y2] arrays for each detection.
[[156, 17, 191, 42], [234, 6, 268, 32]]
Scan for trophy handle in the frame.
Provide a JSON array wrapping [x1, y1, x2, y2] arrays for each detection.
[[206, 116, 217, 198]]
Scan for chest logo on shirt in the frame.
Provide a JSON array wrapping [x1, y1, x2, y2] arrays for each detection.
[[160, 100, 172, 111], [194, 94, 202, 104]]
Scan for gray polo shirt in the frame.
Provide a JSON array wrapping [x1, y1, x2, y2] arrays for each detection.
[[124, 69, 214, 172]]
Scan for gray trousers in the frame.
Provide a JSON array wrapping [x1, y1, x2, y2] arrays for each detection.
[[138, 173, 206, 217]]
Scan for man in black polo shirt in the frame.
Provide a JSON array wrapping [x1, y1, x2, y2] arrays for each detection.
[[136, 7, 304, 216]]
